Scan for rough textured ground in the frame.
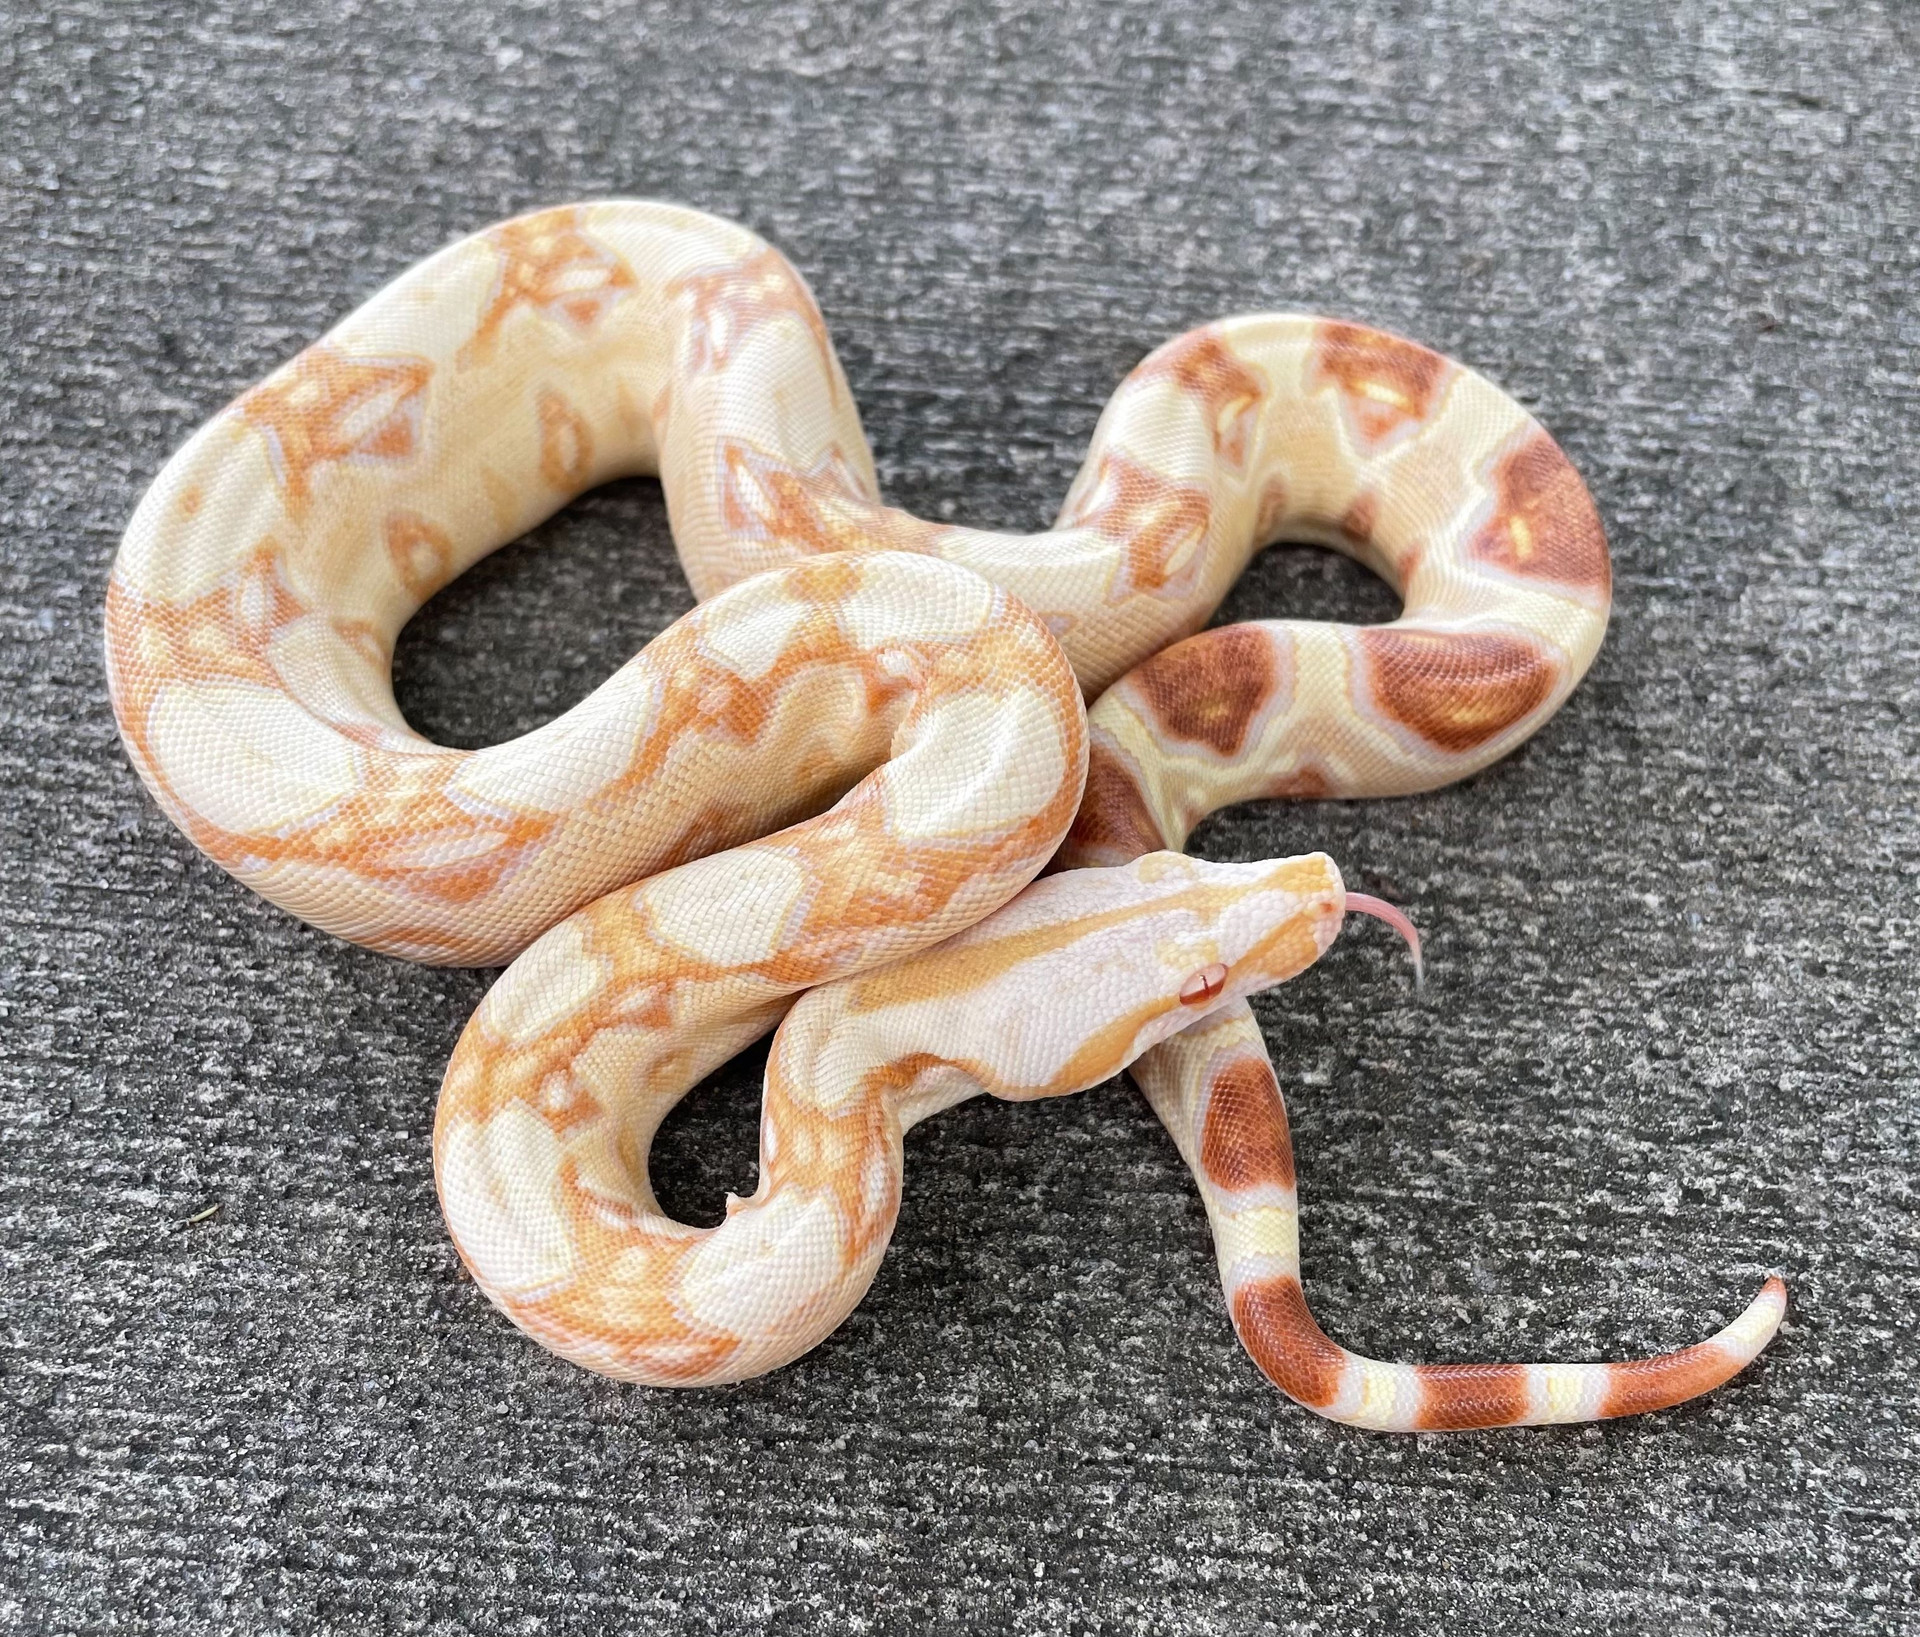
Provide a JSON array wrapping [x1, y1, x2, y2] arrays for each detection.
[[3, 2, 1916, 1632]]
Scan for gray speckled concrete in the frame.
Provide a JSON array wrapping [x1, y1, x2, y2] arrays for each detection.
[[3, 3, 1915, 1632]]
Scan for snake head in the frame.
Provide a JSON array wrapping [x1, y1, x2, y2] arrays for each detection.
[[1084, 852, 1419, 1086], [830, 851, 1350, 1104], [1125, 850, 1350, 1051], [1140, 852, 1423, 1011], [817, 850, 1419, 1109]]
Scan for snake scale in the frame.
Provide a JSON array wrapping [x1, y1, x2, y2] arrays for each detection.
[[106, 201, 1784, 1431]]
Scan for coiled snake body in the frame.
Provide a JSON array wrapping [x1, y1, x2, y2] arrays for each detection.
[[107, 202, 1784, 1430]]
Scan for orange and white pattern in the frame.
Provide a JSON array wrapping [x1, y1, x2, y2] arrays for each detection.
[[442, 851, 1347, 1383], [106, 201, 1783, 1425], [1131, 1013, 1786, 1429]]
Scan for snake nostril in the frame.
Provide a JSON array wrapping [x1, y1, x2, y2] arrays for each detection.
[[1179, 963, 1229, 1006]]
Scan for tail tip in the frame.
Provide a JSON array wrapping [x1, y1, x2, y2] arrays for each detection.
[[1720, 1274, 1790, 1362]]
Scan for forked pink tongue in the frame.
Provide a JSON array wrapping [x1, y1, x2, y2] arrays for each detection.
[[1344, 892, 1425, 990]]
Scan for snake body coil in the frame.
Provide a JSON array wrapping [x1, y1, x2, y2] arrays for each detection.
[[107, 202, 1784, 1427]]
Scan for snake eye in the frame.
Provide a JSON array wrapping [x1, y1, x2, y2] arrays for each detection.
[[1179, 963, 1229, 1006]]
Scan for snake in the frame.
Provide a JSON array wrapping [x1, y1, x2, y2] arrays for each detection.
[[106, 201, 1785, 1429]]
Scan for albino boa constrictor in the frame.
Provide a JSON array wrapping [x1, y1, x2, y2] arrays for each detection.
[[106, 202, 1785, 1430]]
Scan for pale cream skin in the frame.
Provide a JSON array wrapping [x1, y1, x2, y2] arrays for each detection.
[[106, 200, 1611, 966], [106, 201, 1782, 1424], [440, 849, 1781, 1421], [438, 852, 1349, 1385]]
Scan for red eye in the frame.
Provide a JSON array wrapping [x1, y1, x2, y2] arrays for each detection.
[[1179, 963, 1228, 1006]]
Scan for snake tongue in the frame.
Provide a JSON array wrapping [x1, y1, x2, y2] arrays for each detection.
[[1343, 891, 1425, 989]]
